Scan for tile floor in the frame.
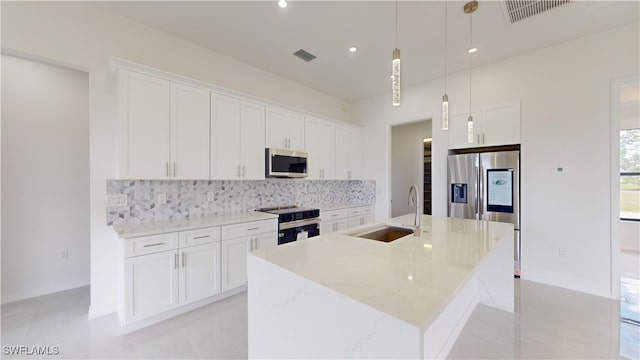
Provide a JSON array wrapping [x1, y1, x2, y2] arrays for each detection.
[[1, 279, 638, 359]]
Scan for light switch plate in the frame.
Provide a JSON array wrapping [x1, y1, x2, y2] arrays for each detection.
[[106, 194, 127, 207], [157, 193, 167, 205]]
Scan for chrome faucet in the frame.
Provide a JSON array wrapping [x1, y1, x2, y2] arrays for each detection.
[[408, 184, 421, 237]]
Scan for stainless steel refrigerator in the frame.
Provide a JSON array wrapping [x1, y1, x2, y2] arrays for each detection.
[[447, 150, 521, 276]]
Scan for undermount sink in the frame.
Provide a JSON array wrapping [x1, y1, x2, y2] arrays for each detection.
[[349, 225, 414, 243]]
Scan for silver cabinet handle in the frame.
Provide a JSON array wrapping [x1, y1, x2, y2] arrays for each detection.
[[143, 242, 165, 248], [174, 253, 178, 270], [247, 227, 260, 231], [242, 165, 246, 178], [482, 133, 485, 144], [477, 134, 481, 144], [173, 162, 176, 177], [284, 138, 288, 148], [182, 252, 186, 268], [166, 162, 169, 177], [193, 235, 210, 240], [237, 165, 241, 178]]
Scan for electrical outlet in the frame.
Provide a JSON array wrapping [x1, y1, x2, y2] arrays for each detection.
[[59, 249, 69, 259], [558, 247, 567, 257], [207, 191, 214, 202], [554, 165, 567, 174], [157, 193, 167, 205], [106, 194, 127, 207]]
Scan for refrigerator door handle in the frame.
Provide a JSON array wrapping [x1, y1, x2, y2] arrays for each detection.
[[475, 165, 480, 219], [478, 165, 484, 217]]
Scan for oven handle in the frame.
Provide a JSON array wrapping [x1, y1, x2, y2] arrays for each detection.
[[279, 218, 321, 230]]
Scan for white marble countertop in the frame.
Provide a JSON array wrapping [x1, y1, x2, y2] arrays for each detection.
[[251, 214, 513, 328], [113, 212, 279, 239], [305, 203, 375, 212]]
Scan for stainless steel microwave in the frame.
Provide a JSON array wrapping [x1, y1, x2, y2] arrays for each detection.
[[265, 148, 308, 178]]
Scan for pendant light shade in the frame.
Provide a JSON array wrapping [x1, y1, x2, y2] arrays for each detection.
[[392, 48, 401, 107]]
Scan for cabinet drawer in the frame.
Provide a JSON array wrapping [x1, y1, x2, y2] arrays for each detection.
[[321, 209, 348, 221], [179, 227, 221, 248], [358, 206, 374, 215], [222, 219, 278, 240], [126, 233, 179, 258]]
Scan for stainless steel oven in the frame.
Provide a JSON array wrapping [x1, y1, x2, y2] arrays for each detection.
[[256, 206, 320, 245]]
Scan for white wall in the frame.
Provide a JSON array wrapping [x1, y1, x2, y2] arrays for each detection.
[[0, 2, 351, 317], [353, 23, 640, 299], [391, 120, 431, 218], [1, 54, 90, 303]]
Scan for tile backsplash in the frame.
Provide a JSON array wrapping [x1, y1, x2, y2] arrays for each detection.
[[106, 179, 375, 225]]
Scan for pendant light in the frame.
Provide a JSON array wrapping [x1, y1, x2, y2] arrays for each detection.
[[442, 0, 449, 130], [464, 1, 478, 143], [392, 0, 401, 107]]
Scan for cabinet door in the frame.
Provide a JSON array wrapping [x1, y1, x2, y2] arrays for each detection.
[[481, 102, 521, 146], [125, 250, 178, 322], [320, 220, 336, 235], [305, 118, 324, 180], [179, 242, 221, 306], [347, 217, 362, 229], [221, 237, 249, 291], [362, 214, 374, 226], [449, 110, 481, 149], [321, 122, 336, 180], [335, 219, 349, 232], [252, 232, 277, 251], [285, 112, 305, 151], [241, 101, 266, 180], [348, 128, 362, 180], [335, 126, 350, 180], [171, 83, 210, 180], [265, 107, 287, 149], [118, 69, 170, 179], [211, 94, 241, 179]]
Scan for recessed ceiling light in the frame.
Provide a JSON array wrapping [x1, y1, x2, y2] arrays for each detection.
[[468, 47, 478, 53], [349, 46, 358, 53], [277, 0, 287, 8]]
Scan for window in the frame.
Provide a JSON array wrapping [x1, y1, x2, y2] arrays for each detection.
[[620, 128, 640, 221]]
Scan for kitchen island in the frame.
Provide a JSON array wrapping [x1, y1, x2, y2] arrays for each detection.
[[247, 214, 514, 359]]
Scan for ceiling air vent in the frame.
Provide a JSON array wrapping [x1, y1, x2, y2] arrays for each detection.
[[502, 0, 571, 24], [293, 49, 317, 62]]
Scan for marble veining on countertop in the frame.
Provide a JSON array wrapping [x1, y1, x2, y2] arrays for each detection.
[[250, 214, 514, 328], [113, 212, 278, 239]]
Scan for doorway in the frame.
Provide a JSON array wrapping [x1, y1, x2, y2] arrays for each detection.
[[1, 54, 90, 303], [390, 120, 431, 218]]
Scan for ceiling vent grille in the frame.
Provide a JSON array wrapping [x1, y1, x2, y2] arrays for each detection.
[[293, 49, 317, 62], [502, 0, 571, 24]]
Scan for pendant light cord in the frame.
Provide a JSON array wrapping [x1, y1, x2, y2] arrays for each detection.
[[395, 0, 398, 48], [469, 10, 473, 115], [444, 0, 447, 93]]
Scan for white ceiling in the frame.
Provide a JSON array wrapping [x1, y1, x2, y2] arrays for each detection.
[[96, 1, 639, 102]]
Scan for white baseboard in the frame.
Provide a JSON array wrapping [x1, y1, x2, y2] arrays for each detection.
[[1, 280, 90, 305]]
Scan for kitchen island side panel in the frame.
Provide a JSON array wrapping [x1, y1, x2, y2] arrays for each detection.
[[247, 254, 421, 359]]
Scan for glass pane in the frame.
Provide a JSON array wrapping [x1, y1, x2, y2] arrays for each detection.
[[621, 175, 640, 220], [620, 129, 640, 173]]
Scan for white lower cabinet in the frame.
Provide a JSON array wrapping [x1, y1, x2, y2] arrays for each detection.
[[221, 220, 278, 292], [179, 242, 221, 306], [320, 205, 375, 235], [125, 249, 179, 322]]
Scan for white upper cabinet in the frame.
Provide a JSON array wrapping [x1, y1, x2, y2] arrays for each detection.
[[449, 101, 521, 149], [265, 107, 305, 151], [211, 93, 265, 180], [117, 69, 210, 179], [481, 102, 521, 147], [335, 125, 362, 180], [305, 117, 335, 180], [118, 69, 171, 179], [170, 83, 211, 180]]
